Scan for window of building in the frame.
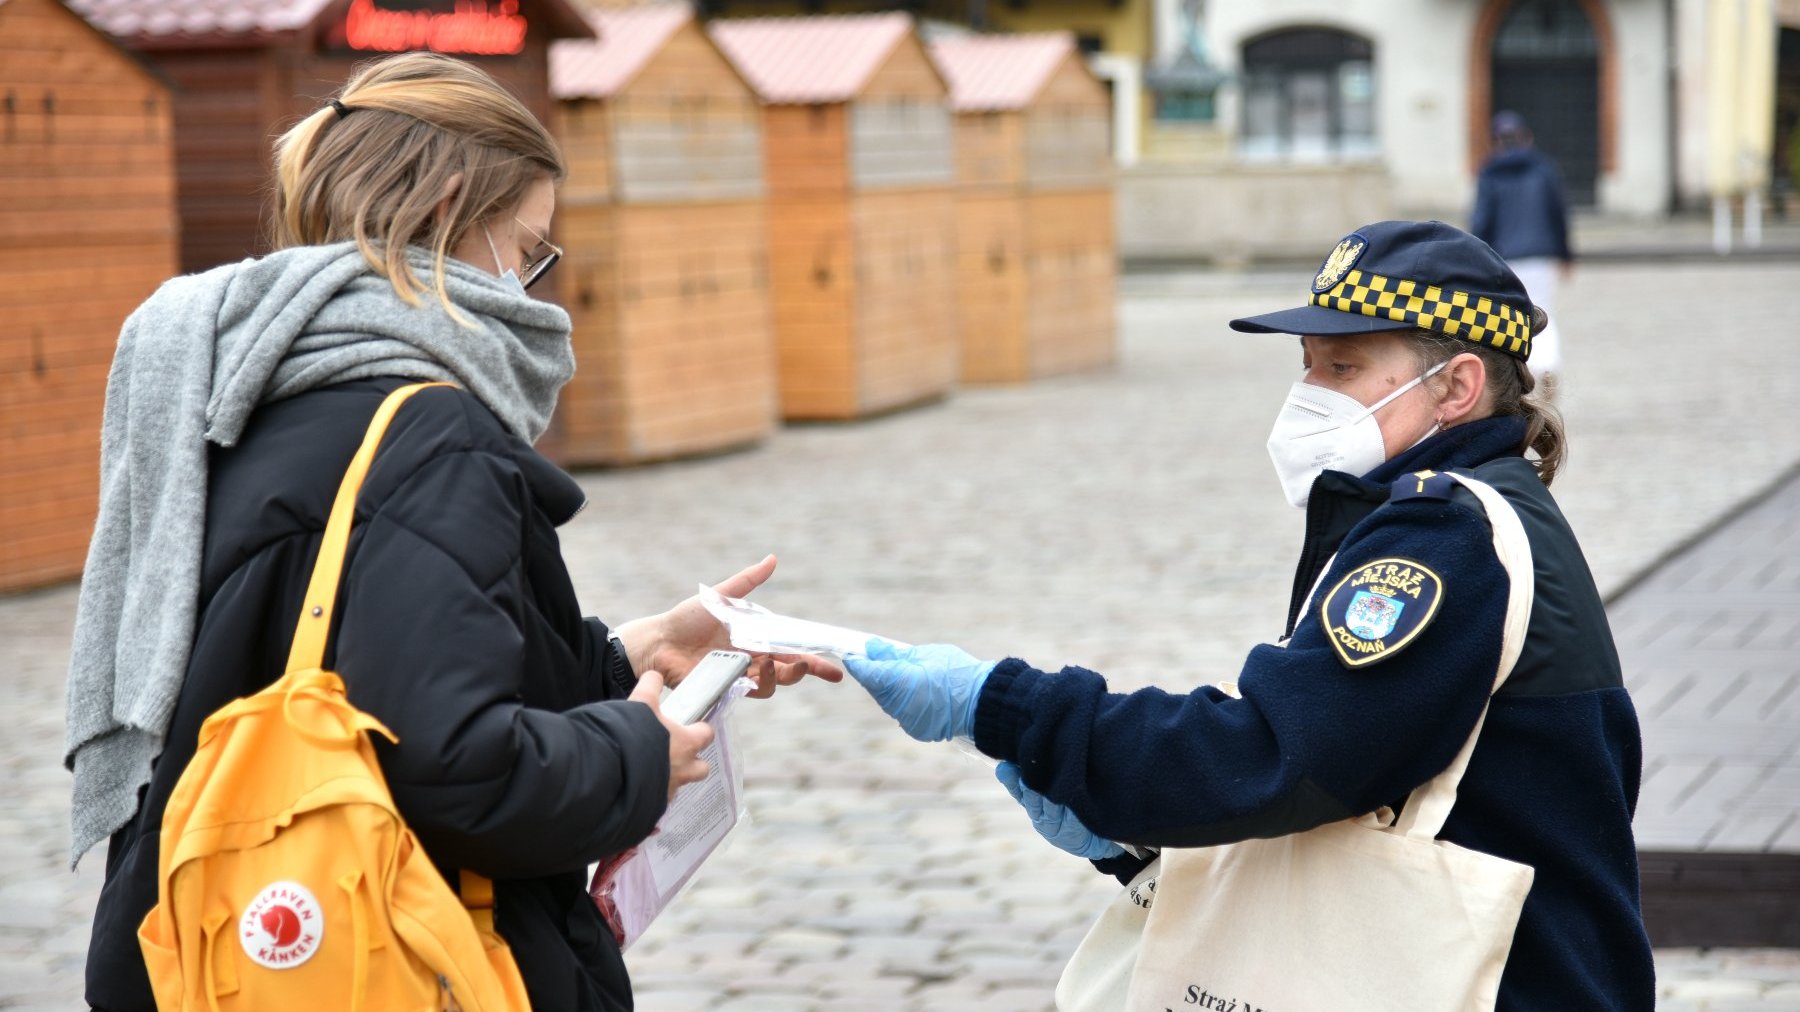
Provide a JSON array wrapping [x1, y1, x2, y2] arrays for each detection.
[[1157, 90, 1216, 122], [1148, 55, 1225, 124], [1239, 27, 1377, 163]]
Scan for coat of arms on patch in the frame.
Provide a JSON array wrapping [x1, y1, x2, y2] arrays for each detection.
[[1313, 235, 1366, 293], [1345, 590, 1404, 640]]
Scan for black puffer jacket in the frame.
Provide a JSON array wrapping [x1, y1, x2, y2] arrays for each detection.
[[85, 378, 669, 1011]]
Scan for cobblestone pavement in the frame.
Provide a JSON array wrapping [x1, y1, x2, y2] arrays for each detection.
[[4, 260, 1799, 1010], [1615, 466, 1800, 854]]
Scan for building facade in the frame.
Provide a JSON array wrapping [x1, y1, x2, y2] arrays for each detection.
[[616, 0, 1797, 253], [1121, 0, 1800, 259], [1191, 0, 1670, 214]]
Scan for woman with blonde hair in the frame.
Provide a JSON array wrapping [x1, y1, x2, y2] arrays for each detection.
[[70, 53, 831, 1010]]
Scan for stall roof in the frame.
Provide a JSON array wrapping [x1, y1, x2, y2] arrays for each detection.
[[928, 32, 1079, 112], [707, 12, 916, 105], [67, 0, 593, 49], [550, 4, 693, 100], [8, 0, 177, 87]]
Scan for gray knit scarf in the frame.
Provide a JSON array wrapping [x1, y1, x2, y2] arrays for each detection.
[[64, 241, 575, 867]]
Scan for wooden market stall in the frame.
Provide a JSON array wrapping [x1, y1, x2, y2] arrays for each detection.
[[67, 0, 594, 278], [0, 0, 177, 592], [709, 12, 957, 420], [549, 4, 776, 464], [930, 32, 1115, 383]]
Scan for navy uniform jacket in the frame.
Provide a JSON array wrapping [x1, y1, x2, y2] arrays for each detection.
[[972, 417, 1654, 1010]]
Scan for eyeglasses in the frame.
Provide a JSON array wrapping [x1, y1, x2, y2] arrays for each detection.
[[515, 217, 562, 290]]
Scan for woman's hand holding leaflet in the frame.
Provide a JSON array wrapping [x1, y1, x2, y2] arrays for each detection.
[[615, 555, 843, 698]]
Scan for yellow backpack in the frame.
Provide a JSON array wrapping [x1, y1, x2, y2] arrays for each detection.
[[138, 383, 532, 1011]]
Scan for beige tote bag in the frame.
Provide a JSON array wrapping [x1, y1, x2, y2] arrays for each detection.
[[1054, 856, 1161, 1011], [1058, 473, 1537, 1012]]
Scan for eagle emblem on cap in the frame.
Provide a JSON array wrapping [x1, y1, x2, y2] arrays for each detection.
[[1312, 236, 1366, 293]]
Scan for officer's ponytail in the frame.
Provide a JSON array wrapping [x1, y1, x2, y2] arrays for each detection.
[[1405, 329, 1567, 487], [1511, 358, 1566, 486]]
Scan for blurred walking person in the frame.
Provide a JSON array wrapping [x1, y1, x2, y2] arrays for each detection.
[[1472, 111, 1573, 399]]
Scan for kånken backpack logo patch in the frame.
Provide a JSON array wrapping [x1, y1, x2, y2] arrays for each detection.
[[239, 881, 323, 969]]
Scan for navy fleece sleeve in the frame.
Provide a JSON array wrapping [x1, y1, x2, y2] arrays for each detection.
[[973, 498, 1509, 849], [333, 448, 669, 879]]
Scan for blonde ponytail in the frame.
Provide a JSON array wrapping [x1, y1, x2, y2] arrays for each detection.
[[273, 106, 340, 246]]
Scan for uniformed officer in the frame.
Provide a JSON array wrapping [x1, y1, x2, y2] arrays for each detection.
[[843, 220, 1654, 1010]]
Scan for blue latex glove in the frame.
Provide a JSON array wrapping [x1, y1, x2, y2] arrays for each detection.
[[995, 761, 1126, 861], [842, 638, 995, 742]]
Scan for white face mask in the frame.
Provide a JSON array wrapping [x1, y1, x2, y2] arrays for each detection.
[[1265, 362, 1447, 509], [483, 224, 526, 295]]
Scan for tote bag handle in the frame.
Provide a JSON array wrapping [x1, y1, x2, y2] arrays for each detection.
[[1392, 472, 1536, 841]]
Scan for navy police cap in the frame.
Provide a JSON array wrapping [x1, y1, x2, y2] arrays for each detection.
[[1229, 220, 1547, 361]]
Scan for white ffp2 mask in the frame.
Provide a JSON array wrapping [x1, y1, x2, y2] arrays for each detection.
[[484, 224, 527, 295], [1265, 362, 1446, 509]]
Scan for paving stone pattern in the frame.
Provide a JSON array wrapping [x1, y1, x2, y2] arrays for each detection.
[[1612, 469, 1800, 854], [3, 260, 1799, 1009]]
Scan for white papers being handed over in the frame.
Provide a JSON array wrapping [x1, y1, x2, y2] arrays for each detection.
[[696, 583, 905, 661], [589, 676, 752, 949]]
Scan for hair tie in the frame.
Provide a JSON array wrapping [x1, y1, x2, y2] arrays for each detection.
[[329, 99, 354, 119]]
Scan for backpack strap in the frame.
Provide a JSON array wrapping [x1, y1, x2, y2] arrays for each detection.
[[284, 382, 450, 675], [275, 382, 502, 917], [460, 869, 498, 934]]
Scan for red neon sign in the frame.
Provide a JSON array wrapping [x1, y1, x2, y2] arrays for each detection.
[[343, 0, 528, 56]]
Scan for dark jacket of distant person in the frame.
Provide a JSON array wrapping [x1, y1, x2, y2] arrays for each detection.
[[84, 378, 665, 1012], [1472, 146, 1574, 263]]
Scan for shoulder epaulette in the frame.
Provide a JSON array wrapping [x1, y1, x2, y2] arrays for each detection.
[[1389, 468, 1459, 503]]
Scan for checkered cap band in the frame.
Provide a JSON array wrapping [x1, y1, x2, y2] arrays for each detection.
[[1308, 269, 1533, 359]]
